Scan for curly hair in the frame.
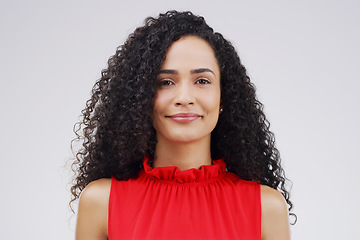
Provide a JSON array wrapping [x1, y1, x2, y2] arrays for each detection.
[[70, 10, 295, 218]]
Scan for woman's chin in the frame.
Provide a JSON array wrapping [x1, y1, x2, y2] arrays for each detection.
[[162, 133, 210, 145]]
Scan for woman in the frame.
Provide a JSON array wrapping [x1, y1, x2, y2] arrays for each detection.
[[71, 10, 294, 240]]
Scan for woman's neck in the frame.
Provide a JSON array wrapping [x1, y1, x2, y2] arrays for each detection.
[[153, 137, 212, 171]]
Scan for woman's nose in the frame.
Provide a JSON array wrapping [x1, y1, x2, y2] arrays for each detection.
[[175, 82, 194, 106]]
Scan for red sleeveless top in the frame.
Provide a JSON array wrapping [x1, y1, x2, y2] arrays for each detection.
[[109, 156, 261, 240]]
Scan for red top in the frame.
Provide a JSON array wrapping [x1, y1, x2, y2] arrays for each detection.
[[109, 156, 261, 240]]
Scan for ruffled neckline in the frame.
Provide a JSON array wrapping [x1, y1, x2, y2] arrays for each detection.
[[142, 155, 227, 183]]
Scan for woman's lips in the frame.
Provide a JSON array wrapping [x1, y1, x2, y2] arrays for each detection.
[[166, 113, 202, 123]]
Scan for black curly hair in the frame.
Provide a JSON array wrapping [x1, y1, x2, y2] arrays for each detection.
[[71, 10, 295, 219]]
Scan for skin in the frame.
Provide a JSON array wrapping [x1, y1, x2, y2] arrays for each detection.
[[75, 179, 110, 240], [75, 36, 291, 240], [152, 36, 221, 171]]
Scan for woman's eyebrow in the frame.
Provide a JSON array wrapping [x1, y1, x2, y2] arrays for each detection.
[[159, 69, 178, 74], [159, 68, 215, 76], [190, 68, 215, 76]]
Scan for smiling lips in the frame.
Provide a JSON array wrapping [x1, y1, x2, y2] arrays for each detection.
[[166, 113, 202, 123]]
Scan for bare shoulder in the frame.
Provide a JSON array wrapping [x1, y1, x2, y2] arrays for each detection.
[[76, 178, 112, 240], [80, 178, 112, 204], [260, 185, 290, 240], [261, 185, 288, 212]]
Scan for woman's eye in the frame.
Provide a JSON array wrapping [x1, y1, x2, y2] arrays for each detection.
[[196, 78, 210, 84], [157, 79, 174, 87]]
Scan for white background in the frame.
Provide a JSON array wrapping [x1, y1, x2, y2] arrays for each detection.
[[0, 0, 359, 239]]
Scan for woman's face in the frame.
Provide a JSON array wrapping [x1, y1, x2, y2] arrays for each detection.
[[152, 35, 221, 144]]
